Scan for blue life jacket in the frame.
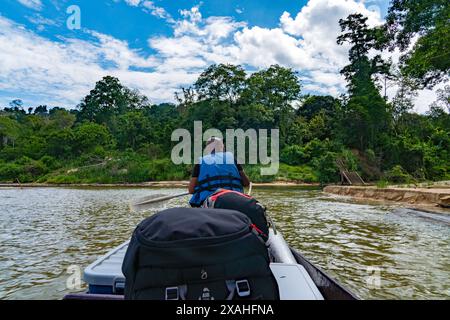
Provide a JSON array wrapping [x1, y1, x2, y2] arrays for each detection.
[[189, 152, 243, 207]]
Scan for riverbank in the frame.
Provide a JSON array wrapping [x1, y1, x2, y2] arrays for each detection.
[[0, 181, 320, 189], [324, 185, 450, 212]]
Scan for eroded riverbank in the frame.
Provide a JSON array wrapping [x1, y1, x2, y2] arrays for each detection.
[[324, 185, 450, 213]]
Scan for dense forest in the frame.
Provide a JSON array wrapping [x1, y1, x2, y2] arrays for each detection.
[[0, 1, 449, 185]]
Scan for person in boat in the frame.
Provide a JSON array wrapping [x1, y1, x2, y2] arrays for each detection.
[[188, 137, 250, 207]]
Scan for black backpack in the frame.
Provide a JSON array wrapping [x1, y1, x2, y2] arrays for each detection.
[[122, 208, 279, 300], [204, 190, 269, 239]]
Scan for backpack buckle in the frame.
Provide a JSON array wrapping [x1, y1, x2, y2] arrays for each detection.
[[166, 287, 179, 300], [236, 280, 250, 297]]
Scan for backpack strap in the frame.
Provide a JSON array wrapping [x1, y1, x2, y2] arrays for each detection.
[[226, 280, 251, 299], [165, 285, 187, 300], [166, 281, 250, 300], [209, 189, 253, 202]]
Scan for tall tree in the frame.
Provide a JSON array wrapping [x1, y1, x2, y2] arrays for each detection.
[[385, 0, 450, 88], [194, 64, 247, 103], [243, 65, 301, 110], [242, 65, 301, 145], [337, 14, 392, 151], [77, 76, 150, 125]]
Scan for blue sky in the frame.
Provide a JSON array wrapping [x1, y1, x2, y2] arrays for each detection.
[[0, 0, 441, 113]]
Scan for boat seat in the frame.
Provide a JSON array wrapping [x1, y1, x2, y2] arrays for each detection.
[[270, 263, 324, 300]]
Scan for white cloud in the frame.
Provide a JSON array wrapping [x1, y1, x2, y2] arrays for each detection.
[[124, 0, 142, 6], [0, 16, 196, 107], [234, 27, 305, 68], [26, 13, 61, 30], [142, 1, 173, 21], [148, 10, 246, 69], [235, 0, 384, 95], [17, 0, 42, 11], [88, 31, 158, 70], [122, 0, 174, 22], [1, 0, 447, 113]]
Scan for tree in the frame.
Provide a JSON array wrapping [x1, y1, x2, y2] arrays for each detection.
[[243, 65, 301, 110], [115, 111, 152, 150], [430, 85, 450, 113], [297, 95, 340, 120], [49, 109, 76, 130], [73, 122, 112, 155], [46, 129, 75, 159], [243, 65, 301, 145], [391, 78, 418, 121], [385, 0, 450, 88], [337, 14, 378, 59], [236, 103, 274, 130], [337, 14, 392, 150], [9, 99, 23, 109], [0, 116, 21, 148], [146, 103, 180, 148], [194, 64, 246, 103], [34, 105, 48, 115], [77, 76, 150, 125], [4, 100, 26, 119], [182, 99, 238, 133]]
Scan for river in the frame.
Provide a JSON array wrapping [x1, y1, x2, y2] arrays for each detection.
[[0, 187, 448, 300]]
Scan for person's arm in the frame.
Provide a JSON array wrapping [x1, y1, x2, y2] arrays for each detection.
[[235, 162, 250, 187], [188, 177, 198, 194], [239, 170, 250, 187], [189, 164, 200, 194]]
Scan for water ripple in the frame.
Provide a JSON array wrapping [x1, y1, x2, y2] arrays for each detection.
[[0, 187, 448, 300]]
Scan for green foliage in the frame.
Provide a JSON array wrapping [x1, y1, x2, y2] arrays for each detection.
[[385, 0, 449, 88], [376, 180, 389, 188], [281, 145, 308, 166], [278, 164, 318, 183], [297, 95, 339, 120], [0, 156, 49, 182], [312, 152, 340, 184], [0, 17, 449, 188], [73, 122, 112, 155], [77, 76, 150, 125], [243, 65, 301, 110], [244, 165, 276, 183], [385, 165, 415, 184], [194, 64, 246, 102], [337, 14, 392, 151], [0, 162, 22, 181]]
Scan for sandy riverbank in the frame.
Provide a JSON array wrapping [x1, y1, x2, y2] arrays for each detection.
[[324, 185, 450, 213]]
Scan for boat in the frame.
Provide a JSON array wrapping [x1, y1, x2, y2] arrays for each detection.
[[63, 222, 358, 300]]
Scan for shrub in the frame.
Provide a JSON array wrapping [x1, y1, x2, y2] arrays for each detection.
[[40, 155, 60, 170], [376, 180, 389, 188], [0, 163, 22, 181], [385, 165, 415, 184], [278, 164, 318, 183], [280, 145, 308, 166], [312, 151, 340, 184]]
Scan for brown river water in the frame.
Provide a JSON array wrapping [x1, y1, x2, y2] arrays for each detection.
[[0, 187, 448, 300]]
